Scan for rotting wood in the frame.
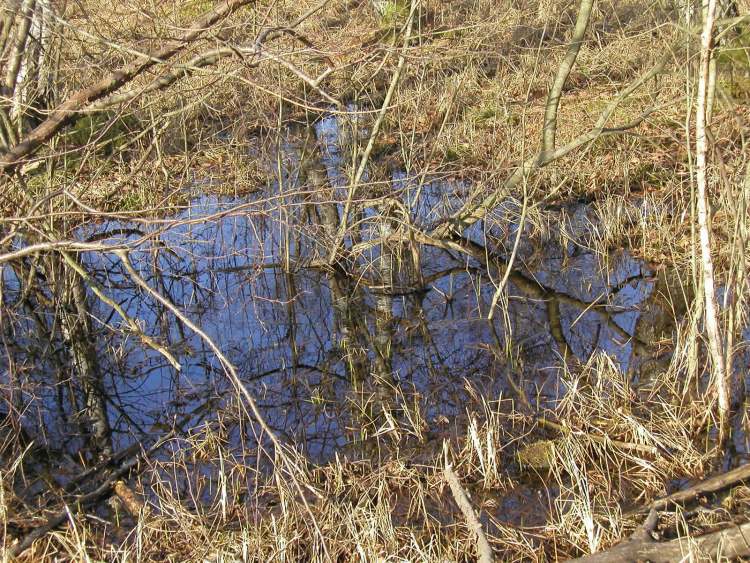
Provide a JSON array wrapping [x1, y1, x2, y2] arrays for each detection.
[[568, 511, 750, 562], [629, 462, 750, 515], [113, 480, 146, 517]]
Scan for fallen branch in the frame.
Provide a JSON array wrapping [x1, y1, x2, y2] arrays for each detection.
[[444, 443, 494, 563], [568, 511, 750, 562], [116, 249, 332, 559], [629, 462, 750, 515]]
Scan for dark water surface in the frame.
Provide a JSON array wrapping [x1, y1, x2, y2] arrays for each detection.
[[4, 113, 743, 466]]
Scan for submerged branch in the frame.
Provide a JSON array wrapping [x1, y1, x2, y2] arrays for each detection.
[[10, 432, 175, 557]]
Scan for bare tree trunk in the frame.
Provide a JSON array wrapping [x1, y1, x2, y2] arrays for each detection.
[[373, 204, 396, 381], [0, 0, 53, 147], [0, 4, 16, 55], [14, 0, 54, 130], [57, 256, 113, 458], [0, 0, 36, 148], [695, 0, 730, 436]]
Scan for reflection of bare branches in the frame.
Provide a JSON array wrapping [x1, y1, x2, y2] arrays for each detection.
[[61, 250, 181, 370], [115, 249, 332, 558], [349, 224, 649, 360], [329, 0, 417, 263]]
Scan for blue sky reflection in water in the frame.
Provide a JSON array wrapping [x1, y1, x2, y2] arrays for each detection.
[[2, 114, 675, 463]]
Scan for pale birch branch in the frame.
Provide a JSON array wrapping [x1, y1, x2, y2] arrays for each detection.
[[444, 447, 494, 563], [542, 0, 594, 156], [61, 250, 181, 371]]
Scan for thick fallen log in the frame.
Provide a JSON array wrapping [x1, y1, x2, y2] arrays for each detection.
[[569, 510, 750, 562], [629, 462, 750, 515]]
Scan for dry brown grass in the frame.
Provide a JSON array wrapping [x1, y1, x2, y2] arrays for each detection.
[[5, 355, 735, 561]]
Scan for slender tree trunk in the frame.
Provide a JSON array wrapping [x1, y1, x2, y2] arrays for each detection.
[[695, 0, 730, 436], [541, 0, 595, 157], [57, 256, 113, 457], [2, 0, 35, 99], [374, 204, 395, 380]]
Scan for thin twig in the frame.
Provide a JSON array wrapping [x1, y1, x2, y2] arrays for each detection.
[[488, 186, 529, 320], [328, 0, 418, 264]]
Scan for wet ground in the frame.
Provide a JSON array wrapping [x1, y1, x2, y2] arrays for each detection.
[[2, 111, 746, 466]]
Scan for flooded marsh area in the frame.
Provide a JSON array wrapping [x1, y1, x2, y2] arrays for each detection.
[[3, 114, 748, 560], [4, 117, 694, 458], [2, 0, 750, 559]]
